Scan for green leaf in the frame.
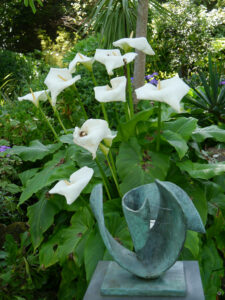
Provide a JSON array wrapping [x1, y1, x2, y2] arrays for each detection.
[[162, 130, 188, 159], [177, 160, 225, 180], [116, 108, 153, 142], [39, 207, 94, 268], [184, 231, 199, 258], [117, 138, 170, 194], [59, 134, 74, 144], [200, 239, 224, 300], [84, 228, 105, 281], [27, 193, 61, 249], [116, 138, 145, 194], [9, 140, 62, 162], [192, 125, 225, 143], [163, 117, 198, 141], [145, 151, 170, 181], [19, 154, 75, 205], [18, 168, 39, 186]]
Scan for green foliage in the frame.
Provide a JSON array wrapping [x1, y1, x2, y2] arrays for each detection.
[[185, 55, 225, 124], [0, 145, 23, 225], [1, 31, 225, 300], [149, 0, 225, 75], [0, 233, 60, 300]]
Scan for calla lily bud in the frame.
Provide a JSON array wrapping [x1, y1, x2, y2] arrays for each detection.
[[49, 166, 94, 205], [73, 119, 116, 159], [44, 68, 81, 106], [94, 76, 127, 103], [135, 76, 190, 112], [69, 53, 95, 73], [18, 90, 48, 107], [113, 37, 155, 55], [94, 49, 137, 76]]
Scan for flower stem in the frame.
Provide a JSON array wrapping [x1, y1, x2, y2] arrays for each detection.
[[101, 103, 109, 123], [38, 105, 59, 141], [90, 70, 109, 123], [156, 102, 162, 152], [91, 71, 97, 86], [95, 157, 112, 200], [124, 102, 130, 122], [107, 151, 122, 197], [45, 93, 68, 134], [52, 106, 68, 134], [126, 63, 134, 118], [73, 84, 88, 120]]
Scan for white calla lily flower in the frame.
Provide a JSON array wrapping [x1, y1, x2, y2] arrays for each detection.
[[135, 76, 190, 112], [18, 90, 48, 107], [49, 166, 94, 205], [94, 76, 127, 103], [69, 53, 95, 73], [113, 37, 155, 55], [73, 119, 116, 159], [94, 49, 137, 75], [44, 68, 81, 106]]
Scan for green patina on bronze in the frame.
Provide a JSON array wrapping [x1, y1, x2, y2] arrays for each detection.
[[90, 179, 205, 281]]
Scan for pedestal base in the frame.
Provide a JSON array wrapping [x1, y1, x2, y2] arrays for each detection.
[[101, 261, 186, 296], [83, 261, 205, 300]]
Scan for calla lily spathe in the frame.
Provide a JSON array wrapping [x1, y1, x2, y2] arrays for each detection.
[[135, 76, 190, 112], [94, 49, 137, 75], [49, 166, 94, 205], [94, 76, 127, 103], [73, 119, 116, 159], [69, 53, 95, 73], [18, 90, 48, 107], [113, 37, 155, 55], [44, 68, 81, 106]]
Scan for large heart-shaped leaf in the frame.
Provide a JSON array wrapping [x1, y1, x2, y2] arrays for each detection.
[[163, 117, 197, 141], [116, 108, 153, 142], [9, 140, 62, 162], [162, 130, 188, 159], [192, 125, 225, 143], [27, 193, 64, 249], [39, 207, 94, 268], [18, 151, 76, 205], [177, 160, 225, 180], [116, 138, 170, 194]]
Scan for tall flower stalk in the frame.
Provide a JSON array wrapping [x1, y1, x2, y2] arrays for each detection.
[[45, 92, 68, 134], [99, 144, 121, 197], [38, 104, 59, 141]]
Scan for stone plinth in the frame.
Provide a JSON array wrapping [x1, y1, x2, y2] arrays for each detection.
[[83, 261, 205, 300]]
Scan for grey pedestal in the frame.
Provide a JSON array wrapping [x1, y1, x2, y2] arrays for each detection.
[[83, 261, 205, 300]]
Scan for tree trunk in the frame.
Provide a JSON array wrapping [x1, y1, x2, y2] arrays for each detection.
[[133, 0, 149, 105]]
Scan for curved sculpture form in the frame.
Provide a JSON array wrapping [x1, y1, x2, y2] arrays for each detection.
[[90, 180, 205, 279]]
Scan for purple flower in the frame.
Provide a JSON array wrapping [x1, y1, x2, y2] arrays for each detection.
[[0, 146, 11, 152], [220, 80, 225, 85], [148, 78, 158, 86], [145, 74, 154, 80], [130, 77, 134, 83]]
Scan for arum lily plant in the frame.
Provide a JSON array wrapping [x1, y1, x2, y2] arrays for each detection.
[[135, 76, 190, 113], [135, 76, 190, 151], [49, 167, 94, 205], [113, 37, 155, 55], [94, 49, 137, 75], [94, 76, 127, 103], [18, 90, 48, 107], [69, 53, 95, 73], [14, 35, 225, 300], [44, 68, 81, 106], [73, 119, 116, 159]]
